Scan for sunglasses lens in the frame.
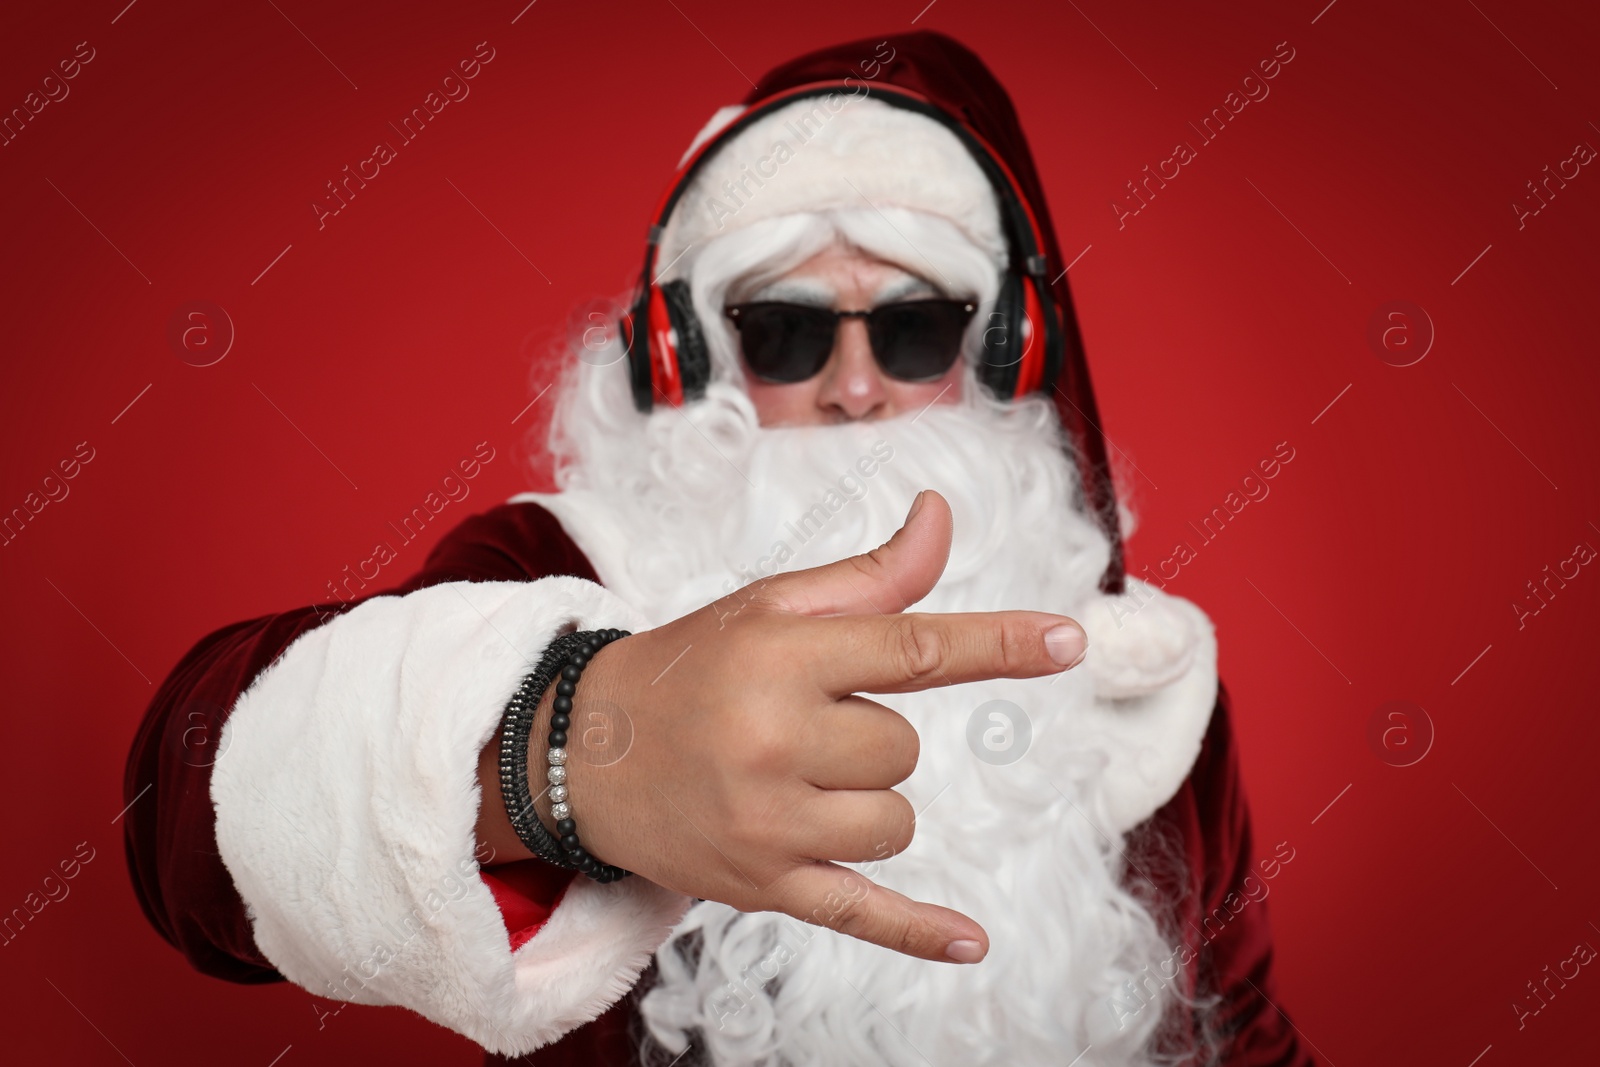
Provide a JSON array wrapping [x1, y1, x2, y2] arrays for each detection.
[[868, 301, 973, 381], [733, 304, 837, 383]]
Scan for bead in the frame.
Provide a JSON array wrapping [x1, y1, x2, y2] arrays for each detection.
[[561, 834, 581, 851], [571, 653, 589, 667], [556, 818, 575, 835], [550, 713, 570, 731], [552, 696, 572, 714], [547, 765, 567, 785], [561, 665, 582, 682], [549, 784, 568, 804], [578, 856, 597, 873], [556, 679, 576, 697], [548, 731, 567, 748], [548, 747, 568, 766], [551, 801, 570, 820]]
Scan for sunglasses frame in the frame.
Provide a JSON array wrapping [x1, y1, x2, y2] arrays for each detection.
[[724, 298, 978, 385]]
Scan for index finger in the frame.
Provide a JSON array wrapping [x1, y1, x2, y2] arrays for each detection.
[[808, 610, 1088, 696]]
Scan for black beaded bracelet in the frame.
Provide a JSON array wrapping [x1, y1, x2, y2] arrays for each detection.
[[498, 632, 588, 869], [497, 628, 633, 883]]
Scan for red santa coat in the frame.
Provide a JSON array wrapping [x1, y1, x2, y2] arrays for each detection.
[[123, 500, 1311, 1065]]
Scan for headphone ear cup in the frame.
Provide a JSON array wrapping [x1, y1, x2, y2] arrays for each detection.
[[978, 271, 1026, 399], [659, 279, 710, 402], [1013, 274, 1049, 397], [624, 290, 654, 412]]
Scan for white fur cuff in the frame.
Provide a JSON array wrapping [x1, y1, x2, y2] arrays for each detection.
[[212, 577, 692, 1055]]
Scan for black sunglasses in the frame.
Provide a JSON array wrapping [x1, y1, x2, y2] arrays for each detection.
[[724, 299, 977, 384]]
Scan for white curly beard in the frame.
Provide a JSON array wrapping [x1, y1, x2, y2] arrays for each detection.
[[520, 372, 1182, 1067]]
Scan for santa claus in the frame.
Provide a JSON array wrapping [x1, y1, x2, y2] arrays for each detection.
[[124, 31, 1311, 1067]]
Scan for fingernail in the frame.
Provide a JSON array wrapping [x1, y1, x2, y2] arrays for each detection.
[[1044, 624, 1088, 667], [905, 491, 925, 525], [945, 939, 985, 964]]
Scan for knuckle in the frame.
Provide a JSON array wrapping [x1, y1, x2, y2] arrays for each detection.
[[826, 885, 876, 937], [739, 775, 804, 850], [723, 792, 773, 853], [850, 544, 890, 581], [737, 718, 793, 776], [995, 617, 1031, 675], [737, 578, 786, 613], [718, 619, 766, 661], [892, 615, 947, 686], [834, 895, 918, 956]]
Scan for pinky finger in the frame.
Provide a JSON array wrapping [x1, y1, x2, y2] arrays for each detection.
[[768, 862, 989, 965]]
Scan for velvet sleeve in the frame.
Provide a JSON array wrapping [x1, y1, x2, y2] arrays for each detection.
[[121, 502, 594, 979]]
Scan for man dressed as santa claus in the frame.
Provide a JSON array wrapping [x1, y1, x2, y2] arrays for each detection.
[[125, 30, 1311, 1067]]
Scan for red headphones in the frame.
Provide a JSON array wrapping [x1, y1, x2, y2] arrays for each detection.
[[620, 82, 1064, 411]]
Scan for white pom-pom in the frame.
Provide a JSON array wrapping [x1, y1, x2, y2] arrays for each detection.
[[1078, 580, 1199, 699]]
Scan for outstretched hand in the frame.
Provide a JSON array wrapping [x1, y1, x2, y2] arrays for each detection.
[[486, 490, 1089, 964]]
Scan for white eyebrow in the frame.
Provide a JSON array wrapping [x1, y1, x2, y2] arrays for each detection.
[[873, 274, 941, 304], [744, 277, 836, 305], [744, 272, 945, 307]]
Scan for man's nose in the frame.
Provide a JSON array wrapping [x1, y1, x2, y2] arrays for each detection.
[[815, 318, 889, 421]]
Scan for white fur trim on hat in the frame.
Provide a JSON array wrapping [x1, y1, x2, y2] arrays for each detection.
[[656, 94, 1006, 279], [1079, 579, 1202, 699]]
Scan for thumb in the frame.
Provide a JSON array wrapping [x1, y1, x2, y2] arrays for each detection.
[[758, 490, 954, 617], [773, 862, 989, 964]]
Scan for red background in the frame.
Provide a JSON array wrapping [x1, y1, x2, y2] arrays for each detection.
[[3, 1, 1598, 1064]]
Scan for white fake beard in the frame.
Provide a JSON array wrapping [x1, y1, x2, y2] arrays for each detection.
[[535, 379, 1180, 1067]]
